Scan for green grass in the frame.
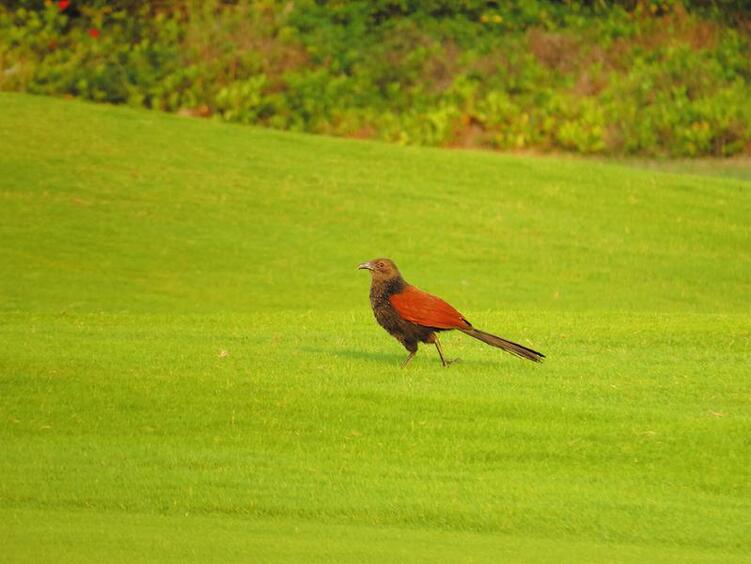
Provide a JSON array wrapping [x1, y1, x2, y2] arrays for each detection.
[[1, 93, 750, 562], [615, 157, 751, 183]]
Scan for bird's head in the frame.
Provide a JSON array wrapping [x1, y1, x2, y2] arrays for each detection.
[[358, 258, 401, 282]]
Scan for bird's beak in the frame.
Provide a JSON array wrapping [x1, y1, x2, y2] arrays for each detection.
[[357, 261, 374, 271]]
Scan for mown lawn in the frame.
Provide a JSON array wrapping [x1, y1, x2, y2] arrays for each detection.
[[1, 93, 749, 562]]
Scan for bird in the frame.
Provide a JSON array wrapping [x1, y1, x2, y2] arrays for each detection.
[[358, 258, 544, 367]]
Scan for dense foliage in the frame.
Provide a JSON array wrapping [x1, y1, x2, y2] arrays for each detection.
[[2, 0, 750, 156]]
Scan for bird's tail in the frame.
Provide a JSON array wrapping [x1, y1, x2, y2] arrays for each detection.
[[460, 328, 545, 363]]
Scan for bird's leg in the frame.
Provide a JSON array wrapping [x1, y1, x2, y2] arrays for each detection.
[[434, 336, 458, 367], [401, 351, 416, 368], [434, 336, 448, 367]]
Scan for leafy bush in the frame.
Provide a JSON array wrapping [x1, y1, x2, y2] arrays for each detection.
[[1, 0, 750, 156]]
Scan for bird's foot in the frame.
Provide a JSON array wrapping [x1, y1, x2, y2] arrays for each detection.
[[401, 352, 416, 368], [442, 358, 461, 367]]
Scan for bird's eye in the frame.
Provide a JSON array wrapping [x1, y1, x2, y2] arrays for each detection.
[[377, 262, 385, 268]]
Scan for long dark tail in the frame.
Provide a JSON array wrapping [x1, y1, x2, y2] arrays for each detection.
[[460, 328, 545, 363]]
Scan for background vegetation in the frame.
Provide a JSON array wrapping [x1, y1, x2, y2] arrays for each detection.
[[2, 0, 751, 156]]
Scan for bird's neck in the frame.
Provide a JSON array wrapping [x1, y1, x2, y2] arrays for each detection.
[[370, 276, 407, 301]]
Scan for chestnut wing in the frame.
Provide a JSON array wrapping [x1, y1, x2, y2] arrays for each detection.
[[389, 285, 470, 329]]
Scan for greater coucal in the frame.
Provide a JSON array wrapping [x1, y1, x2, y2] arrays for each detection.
[[358, 258, 544, 366]]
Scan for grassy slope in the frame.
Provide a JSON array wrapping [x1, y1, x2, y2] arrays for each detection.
[[619, 157, 751, 183], [1, 93, 750, 562]]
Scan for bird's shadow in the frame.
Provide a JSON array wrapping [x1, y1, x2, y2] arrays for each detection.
[[302, 346, 403, 364], [301, 346, 500, 368]]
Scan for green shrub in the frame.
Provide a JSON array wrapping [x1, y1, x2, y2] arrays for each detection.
[[1, 0, 749, 156]]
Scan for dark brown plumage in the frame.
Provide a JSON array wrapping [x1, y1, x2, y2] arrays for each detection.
[[358, 258, 545, 367]]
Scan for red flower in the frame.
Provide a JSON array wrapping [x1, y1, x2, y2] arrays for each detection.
[[88, 28, 100, 39], [57, 0, 71, 11]]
